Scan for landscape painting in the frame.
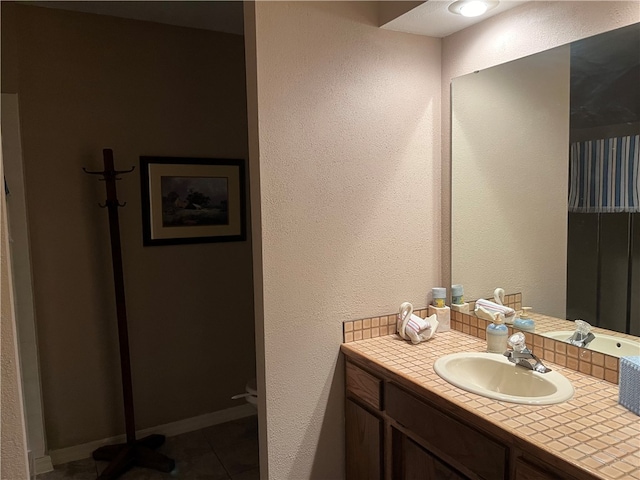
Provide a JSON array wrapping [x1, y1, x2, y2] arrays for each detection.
[[160, 176, 229, 227], [140, 157, 246, 246]]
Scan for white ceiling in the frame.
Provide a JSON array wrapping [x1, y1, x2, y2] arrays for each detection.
[[19, 1, 528, 39], [382, 0, 528, 38], [20, 1, 245, 35]]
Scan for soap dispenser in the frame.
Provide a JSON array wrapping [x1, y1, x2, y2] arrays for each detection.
[[486, 314, 508, 353], [514, 307, 535, 332]]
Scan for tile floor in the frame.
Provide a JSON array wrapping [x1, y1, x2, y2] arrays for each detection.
[[37, 415, 259, 480]]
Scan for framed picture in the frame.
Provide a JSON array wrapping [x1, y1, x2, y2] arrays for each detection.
[[140, 156, 246, 246]]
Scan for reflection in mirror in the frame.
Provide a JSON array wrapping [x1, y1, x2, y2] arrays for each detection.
[[567, 25, 639, 337], [451, 23, 640, 355]]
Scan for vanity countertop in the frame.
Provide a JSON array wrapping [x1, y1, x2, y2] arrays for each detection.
[[341, 330, 640, 480]]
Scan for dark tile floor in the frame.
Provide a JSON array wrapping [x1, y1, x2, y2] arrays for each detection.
[[37, 416, 259, 480]]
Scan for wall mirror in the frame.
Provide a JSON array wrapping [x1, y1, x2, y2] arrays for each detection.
[[451, 23, 639, 355]]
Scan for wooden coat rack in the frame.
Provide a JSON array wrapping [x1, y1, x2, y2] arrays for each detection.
[[84, 149, 174, 479]]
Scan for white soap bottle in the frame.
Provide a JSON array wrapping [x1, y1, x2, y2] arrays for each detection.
[[486, 314, 508, 353]]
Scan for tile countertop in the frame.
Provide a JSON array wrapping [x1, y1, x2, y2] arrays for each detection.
[[341, 330, 640, 480]]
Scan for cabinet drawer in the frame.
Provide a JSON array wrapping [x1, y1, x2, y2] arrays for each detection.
[[346, 361, 382, 410], [386, 383, 507, 480], [514, 457, 572, 480]]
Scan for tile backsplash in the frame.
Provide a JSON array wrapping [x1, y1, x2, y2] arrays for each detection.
[[343, 308, 436, 343], [343, 293, 621, 385]]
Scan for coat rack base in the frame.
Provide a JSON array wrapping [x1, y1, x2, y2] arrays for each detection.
[[93, 434, 175, 479]]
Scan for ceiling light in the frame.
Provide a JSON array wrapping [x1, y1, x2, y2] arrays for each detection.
[[460, 1, 487, 16], [448, 0, 499, 18]]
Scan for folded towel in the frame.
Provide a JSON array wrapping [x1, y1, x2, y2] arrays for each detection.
[[475, 298, 516, 320], [405, 314, 431, 334], [398, 302, 439, 345]]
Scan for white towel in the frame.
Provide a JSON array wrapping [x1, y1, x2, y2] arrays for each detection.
[[475, 298, 516, 320], [405, 314, 430, 334], [398, 302, 439, 344]]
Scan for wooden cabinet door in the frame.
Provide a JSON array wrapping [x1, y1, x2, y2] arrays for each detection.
[[392, 428, 468, 480], [386, 383, 506, 480], [346, 398, 383, 480]]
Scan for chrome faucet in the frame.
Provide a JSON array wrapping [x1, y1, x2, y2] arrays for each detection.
[[503, 332, 551, 373], [566, 319, 595, 348]]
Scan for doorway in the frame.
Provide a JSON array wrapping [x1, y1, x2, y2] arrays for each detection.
[[2, 92, 51, 475]]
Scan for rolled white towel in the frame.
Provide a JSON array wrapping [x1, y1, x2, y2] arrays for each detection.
[[405, 314, 431, 334], [475, 298, 516, 322], [398, 302, 439, 344]]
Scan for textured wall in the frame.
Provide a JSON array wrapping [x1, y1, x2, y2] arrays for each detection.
[[377, 1, 424, 26], [441, 1, 640, 303], [249, 2, 441, 477], [2, 4, 254, 450], [451, 47, 570, 316], [2, 92, 49, 466], [1, 153, 30, 480]]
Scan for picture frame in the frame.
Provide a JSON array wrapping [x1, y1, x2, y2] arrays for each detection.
[[140, 156, 246, 246]]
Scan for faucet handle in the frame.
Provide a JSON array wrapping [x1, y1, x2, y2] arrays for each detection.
[[507, 332, 527, 352], [574, 319, 592, 335], [567, 319, 595, 347]]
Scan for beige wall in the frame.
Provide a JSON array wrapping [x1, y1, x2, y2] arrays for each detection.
[[248, 2, 441, 477], [4, 0, 639, 476], [2, 91, 49, 468], [2, 3, 254, 450], [377, 1, 424, 26], [441, 1, 640, 303], [1, 148, 30, 480], [242, 3, 269, 476], [451, 47, 570, 317]]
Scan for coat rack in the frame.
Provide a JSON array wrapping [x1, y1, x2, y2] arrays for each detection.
[[85, 149, 174, 479]]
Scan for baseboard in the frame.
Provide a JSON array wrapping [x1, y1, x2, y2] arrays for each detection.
[[34, 455, 54, 475], [48, 404, 256, 466]]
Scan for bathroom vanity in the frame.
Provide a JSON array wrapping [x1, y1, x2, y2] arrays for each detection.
[[342, 331, 640, 480]]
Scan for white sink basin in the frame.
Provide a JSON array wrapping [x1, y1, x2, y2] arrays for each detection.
[[544, 331, 640, 358], [434, 352, 574, 405]]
